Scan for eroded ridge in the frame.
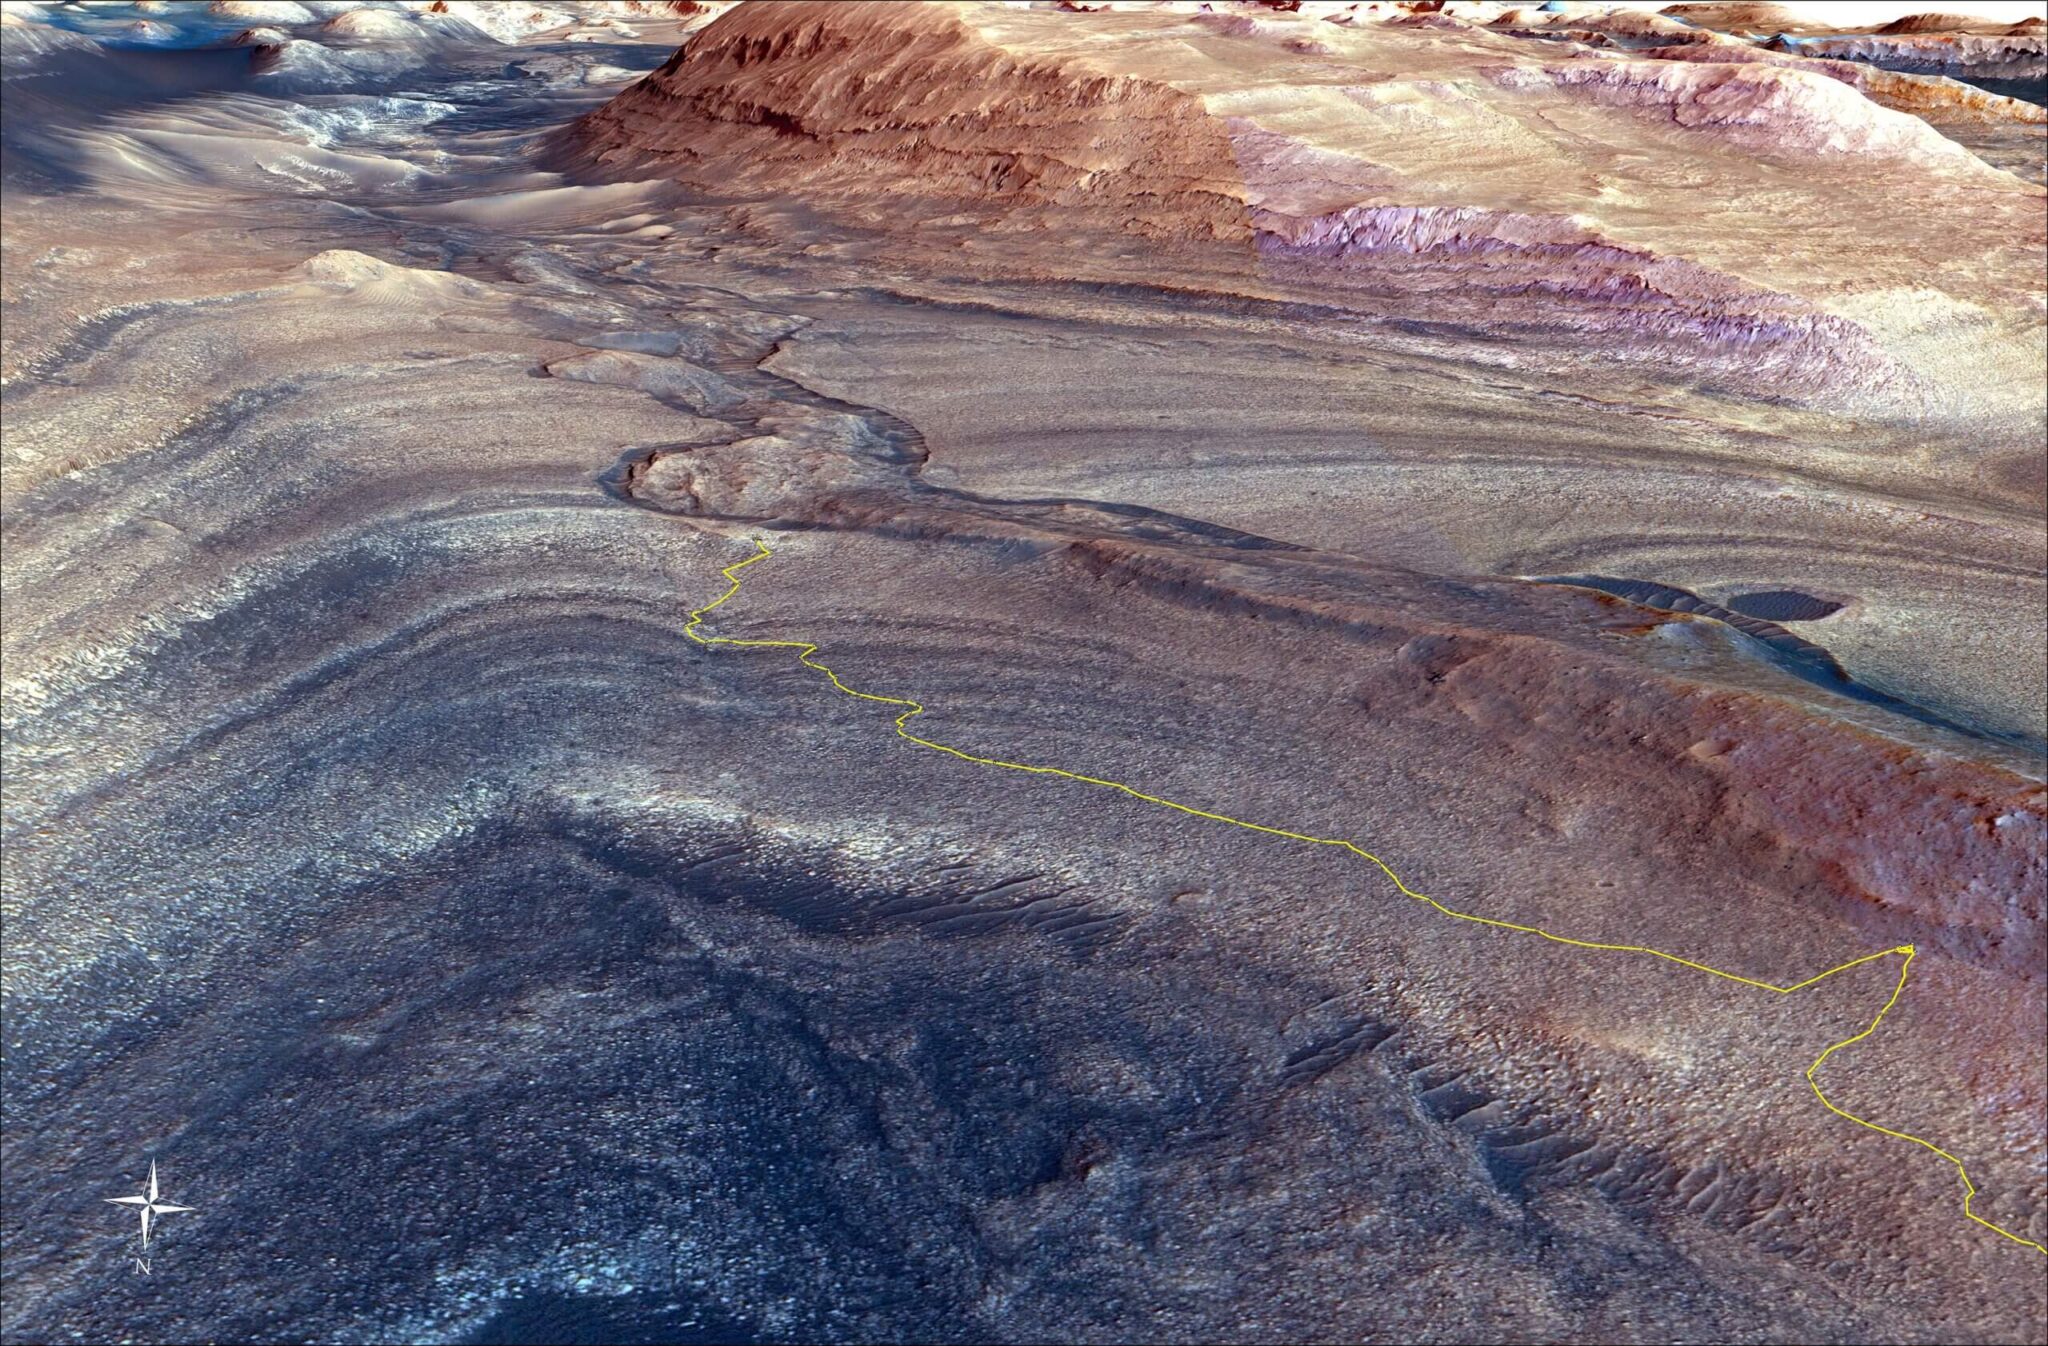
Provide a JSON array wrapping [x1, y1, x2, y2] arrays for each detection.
[[686, 537, 2048, 1258]]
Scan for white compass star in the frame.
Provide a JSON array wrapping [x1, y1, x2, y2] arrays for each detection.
[[106, 1161, 194, 1248]]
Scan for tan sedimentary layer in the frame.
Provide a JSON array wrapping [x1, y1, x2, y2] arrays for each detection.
[[1636, 41, 2048, 124]]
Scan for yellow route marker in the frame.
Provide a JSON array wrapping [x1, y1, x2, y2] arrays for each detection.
[[686, 537, 2046, 1257]]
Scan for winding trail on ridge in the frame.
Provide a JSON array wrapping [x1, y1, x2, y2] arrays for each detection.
[[686, 535, 2048, 1258]]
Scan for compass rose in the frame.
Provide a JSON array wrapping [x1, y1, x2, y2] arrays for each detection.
[[106, 1161, 194, 1248]]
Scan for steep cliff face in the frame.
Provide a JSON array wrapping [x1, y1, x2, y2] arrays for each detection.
[[1767, 30, 2047, 78]]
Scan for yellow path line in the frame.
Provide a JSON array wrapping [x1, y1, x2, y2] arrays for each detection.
[[685, 537, 2046, 1256]]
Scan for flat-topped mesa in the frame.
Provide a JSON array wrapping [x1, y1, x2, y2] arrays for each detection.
[[1661, 3, 2035, 38], [569, 0, 1251, 245], [1656, 2, 1808, 32], [1878, 13, 2016, 35]]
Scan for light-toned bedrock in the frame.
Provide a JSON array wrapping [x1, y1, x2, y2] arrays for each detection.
[[3, 4, 2044, 1345]]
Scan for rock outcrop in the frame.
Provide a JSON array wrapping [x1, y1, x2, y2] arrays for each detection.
[[1765, 30, 2047, 79], [1636, 40, 2047, 125], [573, 1, 1252, 244], [570, 0, 2045, 415]]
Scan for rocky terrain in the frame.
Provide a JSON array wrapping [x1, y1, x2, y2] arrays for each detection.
[[3, 3, 2044, 1344]]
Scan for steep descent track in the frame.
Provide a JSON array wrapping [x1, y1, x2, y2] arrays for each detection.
[[685, 537, 2047, 1257]]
